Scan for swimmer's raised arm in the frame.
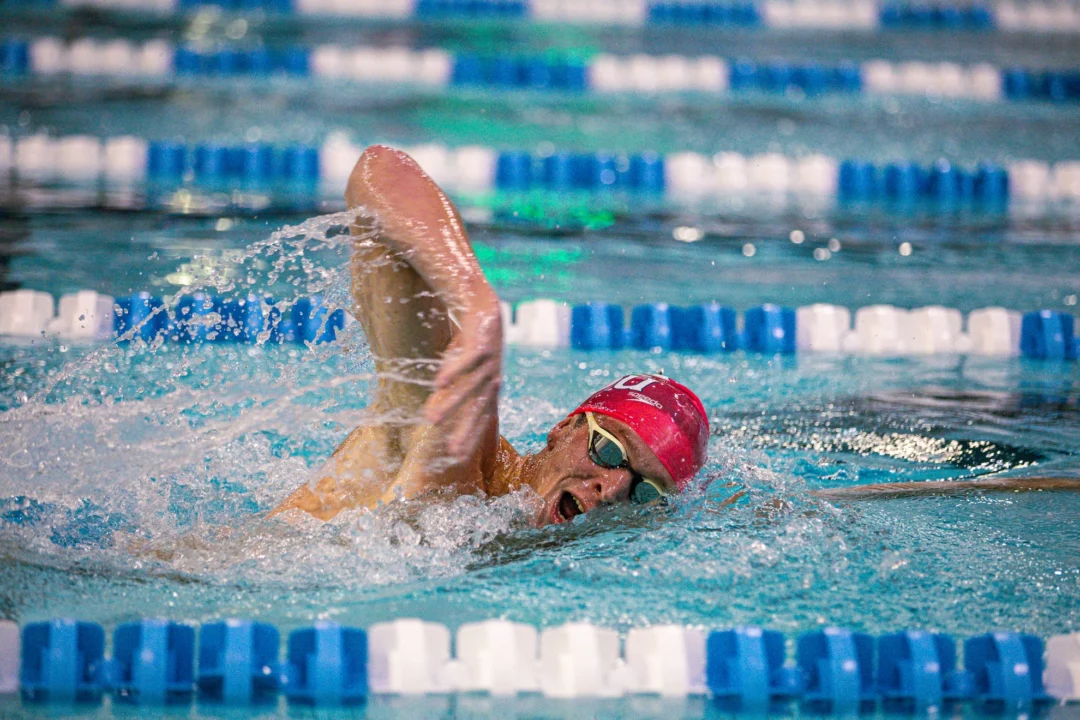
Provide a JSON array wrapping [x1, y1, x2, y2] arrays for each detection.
[[346, 145, 502, 463], [270, 146, 503, 521]]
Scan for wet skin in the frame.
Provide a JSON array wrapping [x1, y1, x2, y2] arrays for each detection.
[[269, 145, 675, 526]]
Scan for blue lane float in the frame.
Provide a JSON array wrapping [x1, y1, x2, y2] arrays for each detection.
[[878, 2, 992, 28], [706, 627, 801, 711], [672, 304, 739, 353], [3, 288, 1078, 362], [729, 59, 861, 94], [197, 620, 280, 704], [965, 633, 1052, 710], [877, 630, 959, 711], [110, 620, 195, 705], [838, 159, 1010, 205], [282, 623, 368, 706], [647, 1, 761, 25], [12, 619, 1073, 707], [494, 150, 666, 192], [1004, 68, 1080, 101], [743, 304, 796, 354], [0, 0, 1029, 30], [0, 39, 30, 76], [113, 293, 345, 346], [450, 54, 587, 90], [18, 38, 1080, 107], [1020, 310, 1077, 360], [173, 45, 310, 77], [147, 140, 321, 186], [3, 130, 1074, 213], [797, 628, 876, 714], [570, 302, 626, 350], [415, 0, 527, 18], [630, 303, 674, 350], [20, 620, 106, 703]]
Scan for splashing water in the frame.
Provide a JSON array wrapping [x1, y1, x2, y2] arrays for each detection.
[[0, 209, 541, 613], [1, 212, 1079, 639]]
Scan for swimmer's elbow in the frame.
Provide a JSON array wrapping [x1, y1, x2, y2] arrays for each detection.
[[268, 486, 341, 522], [345, 144, 423, 209]]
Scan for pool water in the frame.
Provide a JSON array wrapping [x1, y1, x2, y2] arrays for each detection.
[[2, 7, 1080, 718], [2, 208, 1079, 637]]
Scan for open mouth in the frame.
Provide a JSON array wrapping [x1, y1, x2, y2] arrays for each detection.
[[554, 490, 586, 523]]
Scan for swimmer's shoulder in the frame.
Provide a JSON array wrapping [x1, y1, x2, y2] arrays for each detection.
[[484, 435, 526, 497]]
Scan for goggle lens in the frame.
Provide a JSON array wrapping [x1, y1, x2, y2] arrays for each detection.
[[589, 434, 627, 469], [630, 478, 664, 504], [585, 413, 669, 506]]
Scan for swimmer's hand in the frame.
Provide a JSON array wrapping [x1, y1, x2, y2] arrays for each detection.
[[424, 287, 503, 464]]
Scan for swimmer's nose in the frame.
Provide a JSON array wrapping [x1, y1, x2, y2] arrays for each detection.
[[595, 469, 635, 504]]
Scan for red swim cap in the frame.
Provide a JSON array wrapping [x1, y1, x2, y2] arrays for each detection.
[[570, 374, 709, 491]]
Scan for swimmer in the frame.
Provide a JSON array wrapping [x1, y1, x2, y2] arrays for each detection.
[[270, 145, 1080, 525], [270, 145, 709, 526]]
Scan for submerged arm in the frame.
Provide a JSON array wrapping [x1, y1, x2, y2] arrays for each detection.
[[811, 476, 1080, 501]]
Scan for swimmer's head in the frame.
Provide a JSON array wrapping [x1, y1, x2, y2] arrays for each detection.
[[527, 374, 709, 526]]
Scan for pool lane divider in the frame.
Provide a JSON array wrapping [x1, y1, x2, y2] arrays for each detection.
[[5, 37, 1080, 104], [5, 134, 1080, 206], [2, 618, 1079, 706], [9, 0, 1080, 32], [0, 289, 1077, 360]]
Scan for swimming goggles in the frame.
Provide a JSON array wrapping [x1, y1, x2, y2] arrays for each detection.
[[584, 412, 668, 504]]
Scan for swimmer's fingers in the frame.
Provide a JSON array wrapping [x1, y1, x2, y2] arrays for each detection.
[[424, 352, 500, 427], [445, 383, 500, 463], [433, 342, 492, 392], [433, 308, 502, 392], [432, 302, 498, 388]]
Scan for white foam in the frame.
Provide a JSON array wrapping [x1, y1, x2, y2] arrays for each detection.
[[56, 135, 103, 182], [14, 134, 58, 182], [796, 304, 851, 352], [104, 136, 148, 183], [967, 307, 1021, 356], [30, 38, 67, 75], [48, 291, 115, 340], [852, 305, 910, 355], [906, 306, 963, 354]]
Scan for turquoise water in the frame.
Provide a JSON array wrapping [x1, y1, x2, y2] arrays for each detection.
[[2, 209, 1079, 644], [3, 12, 1080, 719]]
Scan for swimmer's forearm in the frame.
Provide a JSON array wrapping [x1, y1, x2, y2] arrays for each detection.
[[811, 476, 1080, 501], [346, 145, 497, 315]]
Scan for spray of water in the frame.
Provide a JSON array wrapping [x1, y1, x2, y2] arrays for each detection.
[[0, 208, 541, 598]]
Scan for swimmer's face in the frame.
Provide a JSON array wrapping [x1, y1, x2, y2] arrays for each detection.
[[529, 413, 677, 527]]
